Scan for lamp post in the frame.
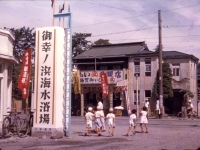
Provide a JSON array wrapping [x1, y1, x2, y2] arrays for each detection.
[[136, 74, 139, 117]]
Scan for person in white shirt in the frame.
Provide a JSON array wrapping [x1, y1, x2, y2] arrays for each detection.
[[140, 106, 148, 133], [105, 108, 116, 136], [186, 100, 194, 118], [95, 106, 103, 136], [84, 107, 94, 136], [125, 109, 137, 136], [143, 98, 150, 108], [96, 97, 106, 131]]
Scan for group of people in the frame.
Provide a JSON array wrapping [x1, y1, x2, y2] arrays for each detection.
[[84, 97, 149, 137]]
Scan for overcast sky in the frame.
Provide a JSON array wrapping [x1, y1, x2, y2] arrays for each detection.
[[1, 0, 200, 59]]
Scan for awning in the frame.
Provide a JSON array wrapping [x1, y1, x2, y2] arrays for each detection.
[[116, 80, 128, 86]]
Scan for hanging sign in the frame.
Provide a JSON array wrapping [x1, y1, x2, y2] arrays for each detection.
[[100, 72, 109, 97]]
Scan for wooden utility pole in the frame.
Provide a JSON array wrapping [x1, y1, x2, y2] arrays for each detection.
[[158, 10, 164, 118]]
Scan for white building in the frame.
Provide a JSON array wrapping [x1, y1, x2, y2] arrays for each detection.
[[0, 28, 18, 134]]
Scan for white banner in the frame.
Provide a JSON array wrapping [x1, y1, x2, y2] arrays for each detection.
[[80, 70, 123, 84]]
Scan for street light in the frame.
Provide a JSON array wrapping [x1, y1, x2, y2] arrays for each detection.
[[135, 74, 139, 117]]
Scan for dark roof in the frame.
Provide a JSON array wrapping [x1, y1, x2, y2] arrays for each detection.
[[163, 51, 199, 61], [163, 51, 188, 57], [73, 41, 148, 59]]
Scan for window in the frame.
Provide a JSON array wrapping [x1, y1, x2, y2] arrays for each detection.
[[172, 64, 180, 76], [100, 66, 107, 70], [113, 65, 121, 70], [134, 90, 140, 105], [134, 59, 140, 76], [145, 90, 151, 98], [86, 66, 94, 70], [145, 58, 151, 76], [0, 64, 2, 73]]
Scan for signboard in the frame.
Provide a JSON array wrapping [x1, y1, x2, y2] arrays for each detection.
[[80, 70, 123, 84], [34, 27, 65, 130], [100, 72, 109, 97]]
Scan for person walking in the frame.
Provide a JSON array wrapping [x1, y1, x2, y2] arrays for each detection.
[[105, 108, 115, 136], [84, 107, 94, 136], [125, 109, 137, 136], [140, 106, 148, 133], [96, 97, 106, 131], [95, 106, 103, 136]]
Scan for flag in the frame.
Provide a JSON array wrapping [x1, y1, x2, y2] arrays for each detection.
[[18, 48, 32, 99], [100, 72, 109, 97], [51, 0, 54, 8]]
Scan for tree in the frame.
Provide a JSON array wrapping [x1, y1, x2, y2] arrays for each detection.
[[94, 38, 111, 45], [154, 44, 163, 53], [152, 62, 173, 99], [72, 32, 92, 57], [10, 27, 35, 100]]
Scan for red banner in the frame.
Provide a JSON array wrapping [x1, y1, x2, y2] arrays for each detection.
[[100, 72, 109, 97], [18, 48, 32, 99]]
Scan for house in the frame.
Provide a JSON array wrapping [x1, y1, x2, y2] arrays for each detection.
[[72, 42, 199, 116], [0, 28, 18, 134]]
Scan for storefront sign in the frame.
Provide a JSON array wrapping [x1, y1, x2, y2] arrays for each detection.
[[18, 48, 32, 98], [100, 72, 109, 97], [80, 70, 123, 84]]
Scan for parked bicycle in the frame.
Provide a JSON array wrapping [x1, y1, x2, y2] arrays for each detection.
[[17, 109, 35, 138], [177, 108, 197, 119], [2, 108, 21, 138]]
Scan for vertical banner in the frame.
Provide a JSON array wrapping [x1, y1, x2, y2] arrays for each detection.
[[100, 72, 109, 97], [18, 48, 32, 99]]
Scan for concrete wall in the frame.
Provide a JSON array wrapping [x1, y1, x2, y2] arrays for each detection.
[[0, 29, 15, 135]]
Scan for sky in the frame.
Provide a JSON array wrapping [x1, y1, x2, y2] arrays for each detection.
[[1, 0, 200, 59]]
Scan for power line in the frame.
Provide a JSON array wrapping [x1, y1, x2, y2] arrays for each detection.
[[73, 13, 157, 28]]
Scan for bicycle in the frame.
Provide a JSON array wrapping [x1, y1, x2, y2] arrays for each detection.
[[17, 109, 35, 138], [177, 108, 197, 119], [2, 108, 21, 138]]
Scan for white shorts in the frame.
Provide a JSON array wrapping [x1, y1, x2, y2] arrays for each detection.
[[86, 121, 92, 128], [108, 122, 115, 128], [129, 122, 135, 127]]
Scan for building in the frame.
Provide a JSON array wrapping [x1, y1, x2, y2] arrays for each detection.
[[0, 28, 18, 133], [72, 42, 199, 116]]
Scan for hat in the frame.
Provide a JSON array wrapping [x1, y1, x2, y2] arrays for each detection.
[[188, 100, 191, 103], [109, 108, 114, 112], [88, 107, 93, 111], [145, 98, 148, 101]]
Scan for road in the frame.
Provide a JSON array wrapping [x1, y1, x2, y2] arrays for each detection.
[[0, 116, 200, 150]]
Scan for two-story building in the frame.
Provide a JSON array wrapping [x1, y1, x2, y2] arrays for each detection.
[[0, 28, 18, 134], [72, 42, 199, 116]]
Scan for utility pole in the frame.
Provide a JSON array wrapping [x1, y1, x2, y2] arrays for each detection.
[[158, 10, 164, 118]]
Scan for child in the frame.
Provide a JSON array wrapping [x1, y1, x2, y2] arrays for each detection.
[[105, 108, 115, 136], [126, 109, 137, 136], [140, 106, 148, 133], [84, 107, 94, 136], [95, 106, 103, 136]]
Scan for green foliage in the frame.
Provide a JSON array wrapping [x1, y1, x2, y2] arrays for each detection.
[[152, 62, 173, 99], [179, 89, 194, 98], [72, 33, 92, 57], [94, 38, 111, 45], [154, 44, 163, 53]]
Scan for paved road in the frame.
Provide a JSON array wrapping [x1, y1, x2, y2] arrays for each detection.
[[0, 116, 200, 150]]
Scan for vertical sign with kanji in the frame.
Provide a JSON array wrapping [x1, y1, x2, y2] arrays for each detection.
[[33, 27, 65, 134], [100, 72, 109, 97]]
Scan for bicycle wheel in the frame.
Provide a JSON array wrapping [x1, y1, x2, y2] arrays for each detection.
[[2, 117, 11, 138], [17, 119, 30, 138], [76, 110, 81, 116], [177, 112, 185, 119], [191, 111, 197, 119]]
